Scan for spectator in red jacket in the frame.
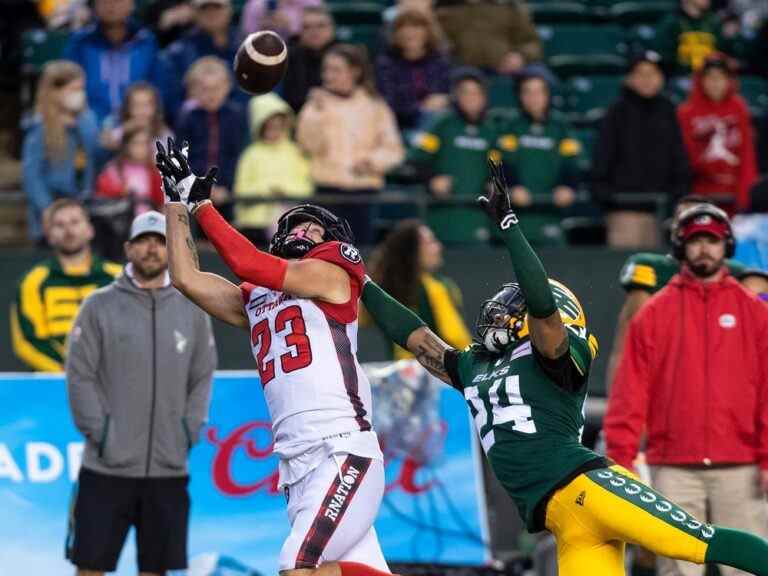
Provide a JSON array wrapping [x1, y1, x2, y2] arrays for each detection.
[[605, 203, 768, 576], [677, 53, 757, 213]]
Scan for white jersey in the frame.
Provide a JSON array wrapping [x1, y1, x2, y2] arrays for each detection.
[[240, 241, 382, 486]]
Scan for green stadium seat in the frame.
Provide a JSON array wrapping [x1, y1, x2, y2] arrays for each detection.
[[572, 127, 597, 174], [335, 25, 381, 57], [740, 76, 768, 118], [22, 29, 70, 75], [537, 24, 627, 75], [565, 74, 623, 124], [329, 3, 383, 27], [529, 2, 589, 23], [609, 1, 677, 25]]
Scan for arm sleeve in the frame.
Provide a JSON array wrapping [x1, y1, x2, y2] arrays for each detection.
[[443, 348, 465, 391], [10, 271, 63, 371], [77, 109, 99, 196], [360, 278, 427, 349], [406, 116, 443, 175], [184, 313, 216, 446], [65, 297, 108, 441], [21, 128, 53, 215], [499, 224, 557, 318], [195, 202, 288, 290], [557, 132, 582, 189], [603, 315, 651, 469]]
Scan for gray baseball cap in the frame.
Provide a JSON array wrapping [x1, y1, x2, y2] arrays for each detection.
[[129, 211, 166, 242]]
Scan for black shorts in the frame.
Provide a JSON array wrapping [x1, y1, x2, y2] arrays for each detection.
[[66, 467, 190, 572]]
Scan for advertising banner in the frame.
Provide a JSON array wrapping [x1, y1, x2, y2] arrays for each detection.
[[0, 365, 488, 575]]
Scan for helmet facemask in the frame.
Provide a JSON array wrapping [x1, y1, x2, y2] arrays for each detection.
[[475, 283, 528, 353]]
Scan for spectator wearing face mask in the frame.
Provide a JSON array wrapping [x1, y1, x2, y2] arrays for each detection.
[[677, 53, 757, 213], [592, 51, 691, 248], [22, 60, 98, 242]]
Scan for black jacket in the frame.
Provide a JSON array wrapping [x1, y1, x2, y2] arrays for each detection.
[[591, 86, 690, 210], [282, 41, 335, 113]]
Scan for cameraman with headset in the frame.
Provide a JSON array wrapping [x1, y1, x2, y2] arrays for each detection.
[[604, 203, 768, 576]]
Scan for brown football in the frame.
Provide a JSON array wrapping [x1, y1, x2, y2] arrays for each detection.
[[233, 31, 288, 95]]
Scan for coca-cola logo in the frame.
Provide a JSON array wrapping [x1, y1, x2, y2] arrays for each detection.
[[206, 421, 436, 497]]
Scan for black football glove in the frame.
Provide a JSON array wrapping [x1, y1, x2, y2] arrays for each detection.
[[155, 137, 218, 211], [478, 158, 519, 230]]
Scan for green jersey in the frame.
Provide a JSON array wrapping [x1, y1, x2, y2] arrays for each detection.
[[619, 252, 748, 294], [444, 285, 605, 532]]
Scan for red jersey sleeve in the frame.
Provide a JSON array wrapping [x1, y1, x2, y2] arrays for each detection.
[[304, 241, 366, 324], [239, 282, 257, 306]]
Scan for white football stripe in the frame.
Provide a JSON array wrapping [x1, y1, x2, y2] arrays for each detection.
[[243, 32, 287, 66]]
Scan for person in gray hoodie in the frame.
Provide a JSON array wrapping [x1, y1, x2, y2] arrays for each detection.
[[65, 210, 217, 576]]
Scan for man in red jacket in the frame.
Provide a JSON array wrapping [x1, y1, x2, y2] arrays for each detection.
[[605, 202, 768, 576]]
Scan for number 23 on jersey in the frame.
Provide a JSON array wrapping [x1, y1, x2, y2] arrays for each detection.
[[251, 305, 313, 386]]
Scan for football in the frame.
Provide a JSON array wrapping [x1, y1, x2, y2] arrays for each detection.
[[233, 31, 288, 95]]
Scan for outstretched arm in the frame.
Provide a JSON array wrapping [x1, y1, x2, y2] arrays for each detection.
[[480, 160, 566, 359], [166, 203, 248, 329], [361, 279, 453, 382], [155, 138, 351, 304]]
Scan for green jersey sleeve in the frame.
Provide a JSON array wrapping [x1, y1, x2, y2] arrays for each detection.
[[532, 326, 598, 392], [444, 347, 473, 391]]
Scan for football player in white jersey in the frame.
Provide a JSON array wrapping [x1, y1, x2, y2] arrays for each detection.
[[155, 139, 392, 576]]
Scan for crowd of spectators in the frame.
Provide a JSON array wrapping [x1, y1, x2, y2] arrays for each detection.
[[4, 0, 768, 252]]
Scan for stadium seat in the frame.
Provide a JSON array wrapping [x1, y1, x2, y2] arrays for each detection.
[[329, 3, 383, 27], [21, 29, 69, 76], [739, 76, 768, 118], [335, 25, 382, 57], [537, 24, 627, 75], [572, 127, 597, 175], [565, 74, 624, 124], [609, 1, 676, 24], [529, 2, 589, 23]]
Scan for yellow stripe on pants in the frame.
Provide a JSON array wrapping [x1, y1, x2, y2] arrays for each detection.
[[544, 465, 709, 575]]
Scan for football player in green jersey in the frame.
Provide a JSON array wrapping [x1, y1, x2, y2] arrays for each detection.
[[360, 161, 768, 575], [607, 195, 768, 386]]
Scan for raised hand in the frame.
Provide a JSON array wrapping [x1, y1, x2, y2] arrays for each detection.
[[478, 158, 518, 230], [155, 137, 218, 211]]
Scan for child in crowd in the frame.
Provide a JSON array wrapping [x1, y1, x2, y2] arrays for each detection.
[[233, 93, 313, 246], [100, 82, 174, 153], [95, 126, 164, 216]]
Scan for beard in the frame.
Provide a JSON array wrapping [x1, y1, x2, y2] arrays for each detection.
[[132, 257, 166, 281], [56, 238, 89, 257], [688, 256, 724, 279]]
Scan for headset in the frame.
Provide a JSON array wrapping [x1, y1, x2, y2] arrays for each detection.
[[671, 203, 735, 260]]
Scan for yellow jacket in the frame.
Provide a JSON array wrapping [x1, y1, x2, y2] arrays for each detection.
[[234, 93, 314, 228]]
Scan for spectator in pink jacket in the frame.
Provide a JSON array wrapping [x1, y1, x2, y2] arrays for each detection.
[[296, 44, 404, 245]]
